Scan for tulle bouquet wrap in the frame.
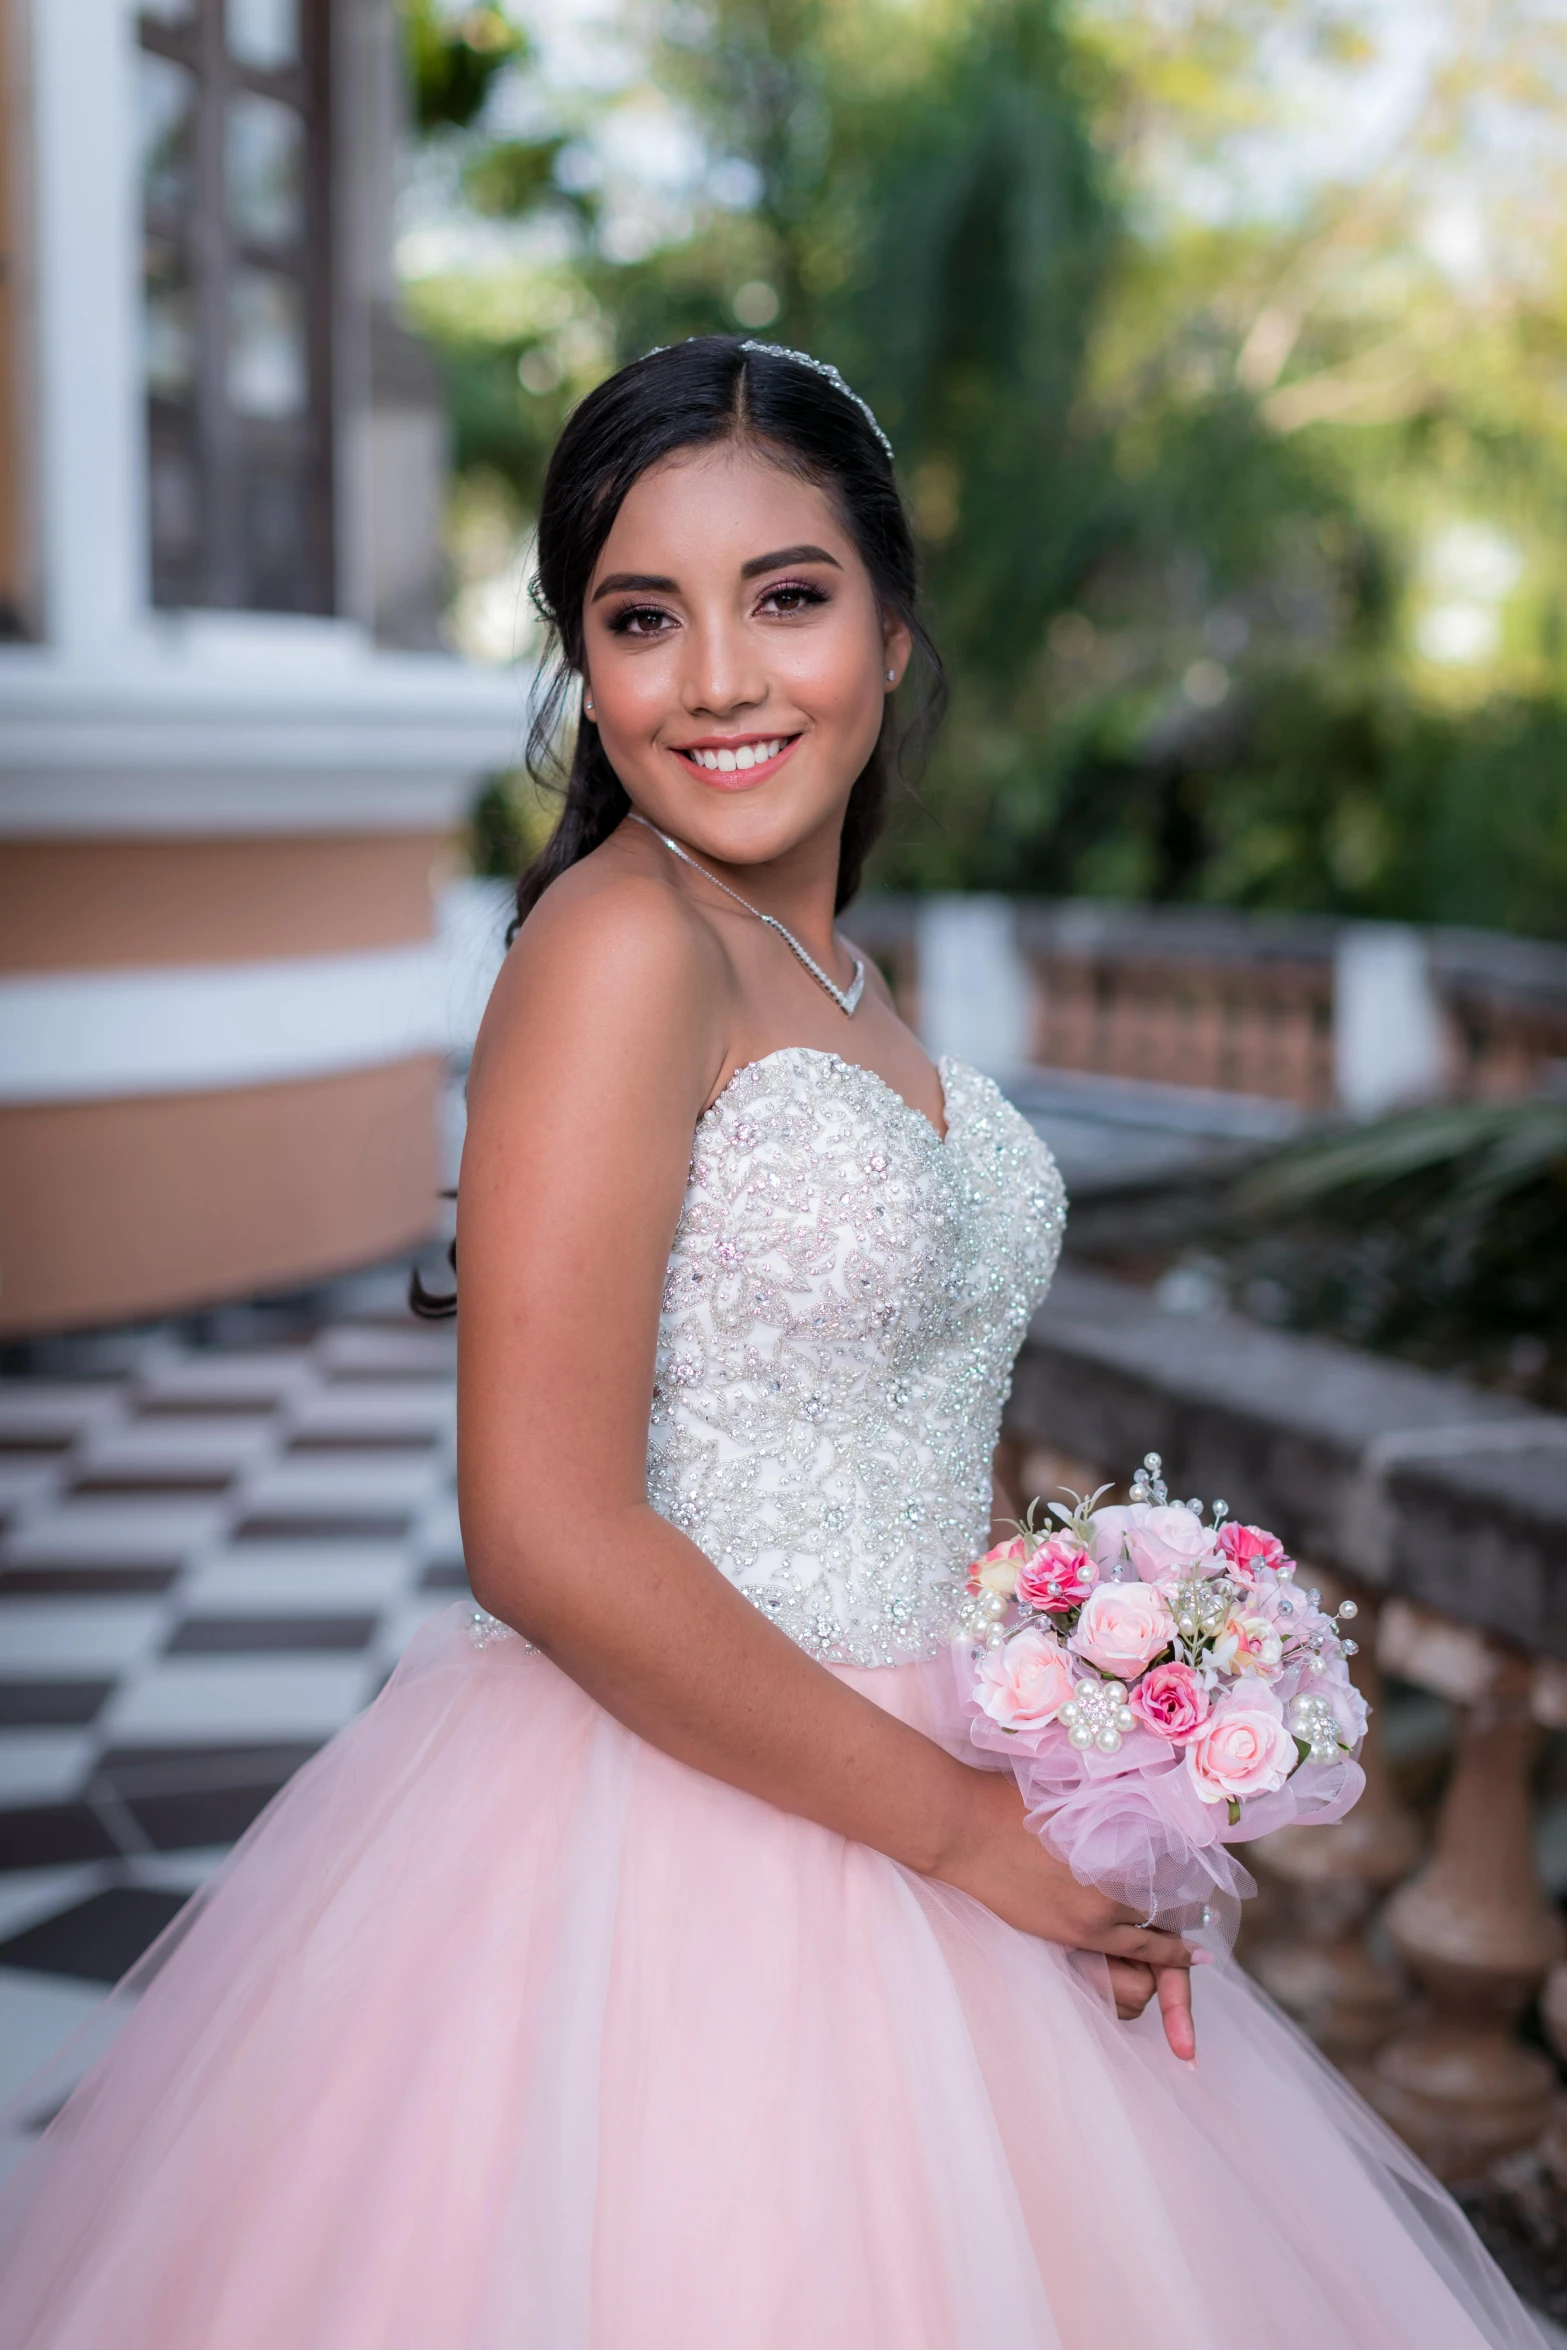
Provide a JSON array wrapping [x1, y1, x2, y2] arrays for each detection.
[[955, 1455, 1368, 1946]]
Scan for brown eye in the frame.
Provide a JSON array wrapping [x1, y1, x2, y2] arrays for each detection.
[[758, 581, 829, 617], [608, 604, 676, 637]]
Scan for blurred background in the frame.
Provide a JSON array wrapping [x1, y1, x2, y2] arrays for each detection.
[[1, 0, 1566, 2314]]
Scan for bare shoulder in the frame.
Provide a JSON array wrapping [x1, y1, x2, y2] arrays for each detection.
[[468, 843, 730, 1129]]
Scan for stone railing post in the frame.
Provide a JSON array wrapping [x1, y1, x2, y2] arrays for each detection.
[[1245, 1583, 1421, 2062], [1364, 1602, 1564, 2186], [1540, 1962, 1567, 2203]]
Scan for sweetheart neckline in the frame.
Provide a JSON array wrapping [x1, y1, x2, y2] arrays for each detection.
[[699, 1046, 954, 1148]]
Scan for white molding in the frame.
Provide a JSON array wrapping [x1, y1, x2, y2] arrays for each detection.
[[0, 645, 526, 834], [0, 776, 484, 834], [0, 770, 482, 835], [0, 945, 455, 1104], [147, 614, 374, 671]]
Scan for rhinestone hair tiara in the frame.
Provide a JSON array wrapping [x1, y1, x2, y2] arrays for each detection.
[[640, 337, 895, 464], [737, 340, 896, 464]]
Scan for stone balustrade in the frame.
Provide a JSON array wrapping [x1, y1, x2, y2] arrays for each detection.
[[850, 895, 1567, 1112], [1002, 1268, 1567, 2305]]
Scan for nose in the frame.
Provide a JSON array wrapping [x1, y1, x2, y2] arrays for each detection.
[[679, 609, 767, 721]]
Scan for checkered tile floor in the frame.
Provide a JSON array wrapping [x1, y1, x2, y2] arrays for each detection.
[[0, 1263, 467, 2168]]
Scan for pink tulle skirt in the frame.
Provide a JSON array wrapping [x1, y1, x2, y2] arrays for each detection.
[[0, 1607, 1542, 2348]]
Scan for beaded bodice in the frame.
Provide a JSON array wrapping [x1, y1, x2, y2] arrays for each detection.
[[646, 1049, 1066, 1666]]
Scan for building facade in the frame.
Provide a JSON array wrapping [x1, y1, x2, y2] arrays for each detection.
[[0, 0, 518, 1335]]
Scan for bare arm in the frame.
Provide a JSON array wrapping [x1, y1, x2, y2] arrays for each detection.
[[456, 870, 1198, 2025]]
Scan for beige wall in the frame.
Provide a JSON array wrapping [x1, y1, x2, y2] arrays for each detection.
[[0, 1055, 444, 1334], [0, 832, 448, 969], [0, 829, 458, 1335]]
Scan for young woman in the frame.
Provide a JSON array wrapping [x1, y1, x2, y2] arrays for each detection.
[[0, 338, 1542, 2348]]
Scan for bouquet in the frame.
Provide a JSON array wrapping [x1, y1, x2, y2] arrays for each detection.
[[956, 1454, 1367, 1944]]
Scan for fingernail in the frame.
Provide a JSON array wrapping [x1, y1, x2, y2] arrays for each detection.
[[1180, 2056, 1199, 2072], [1190, 1949, 1214, 1966]]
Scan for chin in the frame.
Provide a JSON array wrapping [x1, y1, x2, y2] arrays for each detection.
[[680, 791, 843, 867]]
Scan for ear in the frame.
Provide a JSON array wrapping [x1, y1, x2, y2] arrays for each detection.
[[881, 612, 914, 690]]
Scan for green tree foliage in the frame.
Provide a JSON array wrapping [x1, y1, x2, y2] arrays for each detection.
[[611, 0, 1129, 857], [951, 671, 1567, 924], [402, 0, 1567, 939], [401, 3, 527, 134], [835, 7, 1113, 687], [465, 137, 568, 218]]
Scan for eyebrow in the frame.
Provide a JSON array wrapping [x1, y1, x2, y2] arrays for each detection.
[[741, 543, 842, 579], [590, 544, 843, 603], [591, 572, 676, 602]]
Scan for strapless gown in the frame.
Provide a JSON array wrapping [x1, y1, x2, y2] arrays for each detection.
[[0, 1051, 1543, 2347]]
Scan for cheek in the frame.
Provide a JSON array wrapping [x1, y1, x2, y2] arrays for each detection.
[[775, 617, 886, 730], [593, 648, 676, 730]]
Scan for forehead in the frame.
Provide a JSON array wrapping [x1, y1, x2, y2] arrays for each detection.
[[591, 441, 856, 578]]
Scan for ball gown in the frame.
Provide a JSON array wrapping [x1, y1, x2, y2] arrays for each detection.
[[0, 1050, 1545, 2347]]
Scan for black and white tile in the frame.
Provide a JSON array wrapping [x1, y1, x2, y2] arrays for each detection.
[[0, 1267, 467, 2175]]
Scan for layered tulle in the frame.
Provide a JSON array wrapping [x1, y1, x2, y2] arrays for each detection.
[[0, 1607, 1543, 2349]]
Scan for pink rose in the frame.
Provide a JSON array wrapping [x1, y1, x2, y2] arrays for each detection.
[[1017, 1534, 1097, 1615], [1217, 1521, 1289, 1588], [1069, 1582, 1175, 1678], [1185, 1689, 1297, 1807], [1318, 1663, 1369, 1745], [973, 1627, 1076, 1734], [1212, 1606, 1284, 1680], [1129, 1661, 1211, 1742], [968, 1535, 1026, 1599], [1085, 1504, 1142, 1575], [1123, 1503, 1218, 1584]]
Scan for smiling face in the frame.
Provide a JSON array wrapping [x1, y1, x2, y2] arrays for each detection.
[[581, 440, 910, 872]]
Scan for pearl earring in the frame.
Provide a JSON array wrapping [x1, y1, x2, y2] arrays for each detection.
[[886, 669, 896, 684]]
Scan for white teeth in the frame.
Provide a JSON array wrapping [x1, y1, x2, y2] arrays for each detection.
[[686, 739, 784, 769]]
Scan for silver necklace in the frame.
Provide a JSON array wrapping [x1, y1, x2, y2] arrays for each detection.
[[628, 812, 865, 1016]]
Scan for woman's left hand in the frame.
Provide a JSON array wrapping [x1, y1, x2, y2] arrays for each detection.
[[1106, 1957, 1197, 2065]]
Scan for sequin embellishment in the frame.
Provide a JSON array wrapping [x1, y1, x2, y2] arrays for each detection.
[[647, 1050, 1066, 1666]]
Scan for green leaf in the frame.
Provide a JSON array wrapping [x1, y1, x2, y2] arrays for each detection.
[[401, 2, 527, 135], [464, 140, 568, 221]]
